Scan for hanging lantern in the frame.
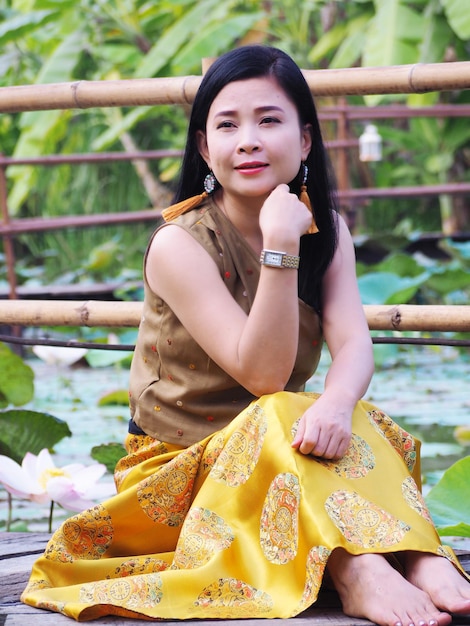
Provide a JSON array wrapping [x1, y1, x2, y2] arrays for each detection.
[[359, 124, 382, 162]]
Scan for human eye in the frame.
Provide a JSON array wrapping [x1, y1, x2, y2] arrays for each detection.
[[260, 116, 281, 125], [216, 120, 236, 129]]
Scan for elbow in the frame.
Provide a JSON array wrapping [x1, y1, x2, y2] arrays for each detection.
[[244, 373, 289, 398]]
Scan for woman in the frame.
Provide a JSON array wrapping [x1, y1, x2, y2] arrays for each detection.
[[22, 45, 470, 626]]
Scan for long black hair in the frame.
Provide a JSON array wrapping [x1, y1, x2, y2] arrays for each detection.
[[174, 45, 338, 311]]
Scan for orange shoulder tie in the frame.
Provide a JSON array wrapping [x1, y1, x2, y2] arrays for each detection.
[[299, 185, 319, 234], [161, 192, 208, 222]]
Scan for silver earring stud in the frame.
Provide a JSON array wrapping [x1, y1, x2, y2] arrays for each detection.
[[204, 171, 217, 194]]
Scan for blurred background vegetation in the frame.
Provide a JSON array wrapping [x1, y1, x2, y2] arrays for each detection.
[[0, 0, 469, 301]]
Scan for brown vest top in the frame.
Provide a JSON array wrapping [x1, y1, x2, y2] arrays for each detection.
[[129, 197, 323, 447]]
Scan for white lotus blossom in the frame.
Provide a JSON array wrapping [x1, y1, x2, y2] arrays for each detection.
[[0, 448, 114, 512]]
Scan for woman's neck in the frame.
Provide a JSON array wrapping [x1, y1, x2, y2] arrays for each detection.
[[215, 189, 265, 254]]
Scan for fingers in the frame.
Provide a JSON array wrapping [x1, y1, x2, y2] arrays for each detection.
[[292, 419, 351, 460]]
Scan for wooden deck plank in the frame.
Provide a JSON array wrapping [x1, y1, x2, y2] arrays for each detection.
[[1, 533, 469, 626]]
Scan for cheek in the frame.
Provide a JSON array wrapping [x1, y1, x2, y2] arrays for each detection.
[[206, 146, 231, 176]]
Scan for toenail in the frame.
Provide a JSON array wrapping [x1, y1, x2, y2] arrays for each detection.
[[394, 622, 403, 626]]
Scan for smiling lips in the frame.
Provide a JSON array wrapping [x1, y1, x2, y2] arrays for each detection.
[[235, 161, 268, 174]]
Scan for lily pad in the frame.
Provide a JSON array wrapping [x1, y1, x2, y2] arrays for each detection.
[[98, 389, 129, 406], [91, 442, 126, 474], [425, 456, 470, 538], [0, 342, 34, 407], [0, 410, 71, 463]]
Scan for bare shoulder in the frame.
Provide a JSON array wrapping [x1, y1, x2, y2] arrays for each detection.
[[145, 223, 222, 298], [147, 223, 199, 259]]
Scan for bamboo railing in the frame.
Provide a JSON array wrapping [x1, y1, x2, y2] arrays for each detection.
[[1, 62, 470, 112], [0, 300, 469, 333], [0, 60, 469, 343]]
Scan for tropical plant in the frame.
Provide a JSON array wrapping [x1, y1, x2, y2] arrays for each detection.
[[0, 340, 116, 530], [357, 239, 470, 306], [1, 0, 265, 214], [426, 456, 470, 539], [0, 341, 72, 463]]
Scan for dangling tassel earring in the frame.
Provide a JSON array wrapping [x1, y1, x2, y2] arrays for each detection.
[[161, 171, 218, 223], [299, 163, 319, 234]]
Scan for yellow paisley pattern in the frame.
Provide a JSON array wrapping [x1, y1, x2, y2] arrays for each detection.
[[402, 476, 434, 524], [195, 578, 273, 617], [44, 504, 113, 562], [201, 431, 225, 474], [260, 472, 300, 564], [114, 435, 170, 490], [22, 392, 466, 621], [79, 573, 163, 609], [295, 545, 331, 613], [325, 490, 411, 548], [137, 443, 203, 526], [111, 556, 170, 577], [368, 408, 418, 474], [316, 433, 375, 478], [173, 507, 234, 569], [209, 403, 267, 487]]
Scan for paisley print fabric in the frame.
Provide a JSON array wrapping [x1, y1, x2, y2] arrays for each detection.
[[22, 392, 466, 621], [209, 403, 267, 487], [260, 472, 300, 564], [325, 490, 411, 548]]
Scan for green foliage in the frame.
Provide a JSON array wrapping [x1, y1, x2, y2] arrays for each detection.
[[356, 239, 470, 306], [358, 271, 428, 305], [98, 389, 130, 407], [0, 342, 34, 407], [91, 442, 126, 474], [440, 0, 470, 39], [86, 349, 133, 369], [425, 456, 470, 538], [0, 342, 71, 463], [0, 410, 71, 464]]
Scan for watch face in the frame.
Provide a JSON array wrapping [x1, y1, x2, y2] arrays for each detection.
[[264, 251, 283, 266]]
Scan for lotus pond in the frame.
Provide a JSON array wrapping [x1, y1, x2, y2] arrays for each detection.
[[1, 343, 469, 542]]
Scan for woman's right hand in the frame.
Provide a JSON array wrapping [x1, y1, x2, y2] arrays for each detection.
[[259, 184, 312, 248]]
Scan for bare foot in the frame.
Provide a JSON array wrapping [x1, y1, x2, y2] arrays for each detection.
[[327, 549, 452, 626], [405, 551, 470, 616]]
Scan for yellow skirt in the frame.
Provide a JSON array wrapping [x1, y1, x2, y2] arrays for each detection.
[[21, 391, 463, 621]]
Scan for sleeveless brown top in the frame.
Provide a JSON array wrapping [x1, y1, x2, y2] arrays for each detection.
[[129, 197, 323, 446]]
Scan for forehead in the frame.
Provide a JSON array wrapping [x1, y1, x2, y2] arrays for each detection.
[[208, 76, 296, 116]]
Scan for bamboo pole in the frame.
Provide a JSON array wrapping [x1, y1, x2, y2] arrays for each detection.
[[0, 300, 143, 328], [0, 301, 469, 332], [364, 304, 470, 332], [1, 62, 470, 113]]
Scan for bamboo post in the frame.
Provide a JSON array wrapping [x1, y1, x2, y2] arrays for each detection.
[[335, 97, 351, 226], [1, 62, 470, 113], [0, 301, 468, 332], [0, 160, 17, 300]]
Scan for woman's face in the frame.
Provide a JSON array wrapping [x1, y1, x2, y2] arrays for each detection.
[[197, 76, 312, 203]]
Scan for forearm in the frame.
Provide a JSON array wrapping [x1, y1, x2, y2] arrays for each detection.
[[323, 335, 374, 408], [236, 266, 300, 394]]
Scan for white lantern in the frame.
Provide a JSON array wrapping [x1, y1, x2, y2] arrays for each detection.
[[359, 124, 382, 162]]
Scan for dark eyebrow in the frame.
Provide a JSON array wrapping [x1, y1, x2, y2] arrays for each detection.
[[213, 105, 285, 118]]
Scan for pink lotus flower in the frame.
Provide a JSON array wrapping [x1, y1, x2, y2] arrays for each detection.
[[0, 448, 114, 512]]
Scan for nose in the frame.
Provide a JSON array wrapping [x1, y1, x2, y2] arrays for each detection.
[[237, 126, 260, 154]]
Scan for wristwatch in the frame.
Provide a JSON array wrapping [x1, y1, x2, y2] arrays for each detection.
[[260, 249, 300, 269]]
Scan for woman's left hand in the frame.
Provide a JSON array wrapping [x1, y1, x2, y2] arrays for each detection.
[[291, 392, 353, 460]]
